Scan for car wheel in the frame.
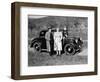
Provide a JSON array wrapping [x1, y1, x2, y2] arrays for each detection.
[[64, 44, 75, 55], [33, 42, 41, 52]]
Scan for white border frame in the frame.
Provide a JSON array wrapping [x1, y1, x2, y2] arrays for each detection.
[[20, 7, 95, 75]]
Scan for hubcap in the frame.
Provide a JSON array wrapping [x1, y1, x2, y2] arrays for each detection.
[[34, 42, 41, 51], [64, 44, 75, 55]]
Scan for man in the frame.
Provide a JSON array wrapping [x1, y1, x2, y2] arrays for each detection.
[[63, 27, 68, 38], [45, 27, 52, 53]]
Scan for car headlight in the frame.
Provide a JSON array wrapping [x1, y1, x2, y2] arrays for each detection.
[[79, 45, 81, 48], [75, 39, 78, 43]]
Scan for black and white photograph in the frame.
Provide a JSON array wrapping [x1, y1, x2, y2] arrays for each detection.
[[11, 2, 97, 79], [28, 15, 88, 66]]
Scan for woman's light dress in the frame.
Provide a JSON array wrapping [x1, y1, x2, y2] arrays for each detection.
[[54, 31, 62, 51]]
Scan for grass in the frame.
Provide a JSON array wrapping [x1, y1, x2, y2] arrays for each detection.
[[28, 50, 87, 66], [28, 40, 88, 66]]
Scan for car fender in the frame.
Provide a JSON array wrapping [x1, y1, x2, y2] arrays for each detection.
[[30, 38, 41, 47]]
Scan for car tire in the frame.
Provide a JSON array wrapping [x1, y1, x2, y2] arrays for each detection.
[[64, 44, 75, 55], [33, 41, 41, 52]]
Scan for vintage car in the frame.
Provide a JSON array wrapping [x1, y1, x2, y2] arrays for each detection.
[[30, 29, 83, 55]]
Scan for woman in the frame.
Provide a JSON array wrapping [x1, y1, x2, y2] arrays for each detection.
[[54, 28, 62, 55]]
